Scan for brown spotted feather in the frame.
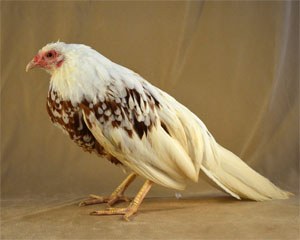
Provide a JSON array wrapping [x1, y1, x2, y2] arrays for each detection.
[[80, 83, 161, 140], [46, 88, 121, 165], [47, 82, 163, 165]]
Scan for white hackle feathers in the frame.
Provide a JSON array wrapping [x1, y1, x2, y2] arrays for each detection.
[[41, 42, 291, 201]]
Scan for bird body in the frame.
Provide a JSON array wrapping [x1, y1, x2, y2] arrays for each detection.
[[26, 42, 291, 219], [42, 42, 203, 190]]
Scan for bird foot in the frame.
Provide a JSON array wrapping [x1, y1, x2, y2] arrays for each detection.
[[88, 180, 152, 221], [90, 205, 138, 221], [79, 194, 131, 207]]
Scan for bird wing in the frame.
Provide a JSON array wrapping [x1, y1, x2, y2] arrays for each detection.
[[78, 62, 287, 201], [79, 67, 206, 190]]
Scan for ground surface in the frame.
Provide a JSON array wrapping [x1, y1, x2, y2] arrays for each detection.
[[1, 193, 299, 240]]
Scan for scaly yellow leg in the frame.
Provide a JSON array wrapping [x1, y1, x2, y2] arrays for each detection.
[[79, 173, 136, 207], [90, 180, 153, 221]]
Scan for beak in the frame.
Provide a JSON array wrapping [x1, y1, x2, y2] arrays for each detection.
[[25, 59, 36, 72]]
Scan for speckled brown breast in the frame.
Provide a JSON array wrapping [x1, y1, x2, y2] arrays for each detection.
[[46, 88, 121, 165]]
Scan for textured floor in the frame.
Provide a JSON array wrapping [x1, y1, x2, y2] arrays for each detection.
[[1, 193, 299, 240]]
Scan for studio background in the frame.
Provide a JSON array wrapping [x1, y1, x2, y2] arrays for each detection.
[[1, 1, 298, 201]]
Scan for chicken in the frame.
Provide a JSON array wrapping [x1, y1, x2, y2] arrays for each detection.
[[26, 42, 291, 220]]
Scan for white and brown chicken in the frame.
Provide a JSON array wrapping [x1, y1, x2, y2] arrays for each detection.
[[26, 42, 291, 220]]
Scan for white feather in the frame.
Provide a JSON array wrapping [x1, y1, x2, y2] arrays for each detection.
[[45, 42, 291, 201]]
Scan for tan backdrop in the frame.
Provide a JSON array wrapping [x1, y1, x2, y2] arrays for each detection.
[[1, 1, 298, 199]]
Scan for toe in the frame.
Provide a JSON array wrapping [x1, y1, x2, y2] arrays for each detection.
[[89, 207, 127, 216]]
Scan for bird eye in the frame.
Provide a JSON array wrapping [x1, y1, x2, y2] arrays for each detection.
[[46, 51, 54, 58]]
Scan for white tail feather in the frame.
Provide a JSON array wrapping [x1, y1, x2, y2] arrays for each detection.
[[160, 90, 291, 201], [201, 143, 292, 201]]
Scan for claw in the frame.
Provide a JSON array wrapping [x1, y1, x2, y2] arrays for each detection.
[[79, 194, 131, 207], [79, 173, 137, 208], [89, 206, 136, 221], [88, 180, 152, 221], [79, 195, 109, 207], [90, 207, 127, 216]]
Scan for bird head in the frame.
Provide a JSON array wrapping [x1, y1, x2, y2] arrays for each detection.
[[26, 42, 66, 74], [25, 42, 113, 103]]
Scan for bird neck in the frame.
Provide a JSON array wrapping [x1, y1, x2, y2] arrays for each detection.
[[49, 59, 111, 105]]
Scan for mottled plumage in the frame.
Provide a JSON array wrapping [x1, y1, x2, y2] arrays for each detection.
[[26, 42, 291, 220], [46, 88, 120, 164]]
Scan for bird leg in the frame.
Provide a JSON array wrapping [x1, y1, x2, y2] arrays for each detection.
[[79, 173, 136, 207], [90, 180, 153, 221]]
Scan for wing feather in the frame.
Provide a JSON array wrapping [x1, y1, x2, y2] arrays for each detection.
[[80, 76, 201, 190]]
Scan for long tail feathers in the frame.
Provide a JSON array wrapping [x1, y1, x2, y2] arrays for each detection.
[[160, 94, 292, 201], [200, 140, 292, 201]]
